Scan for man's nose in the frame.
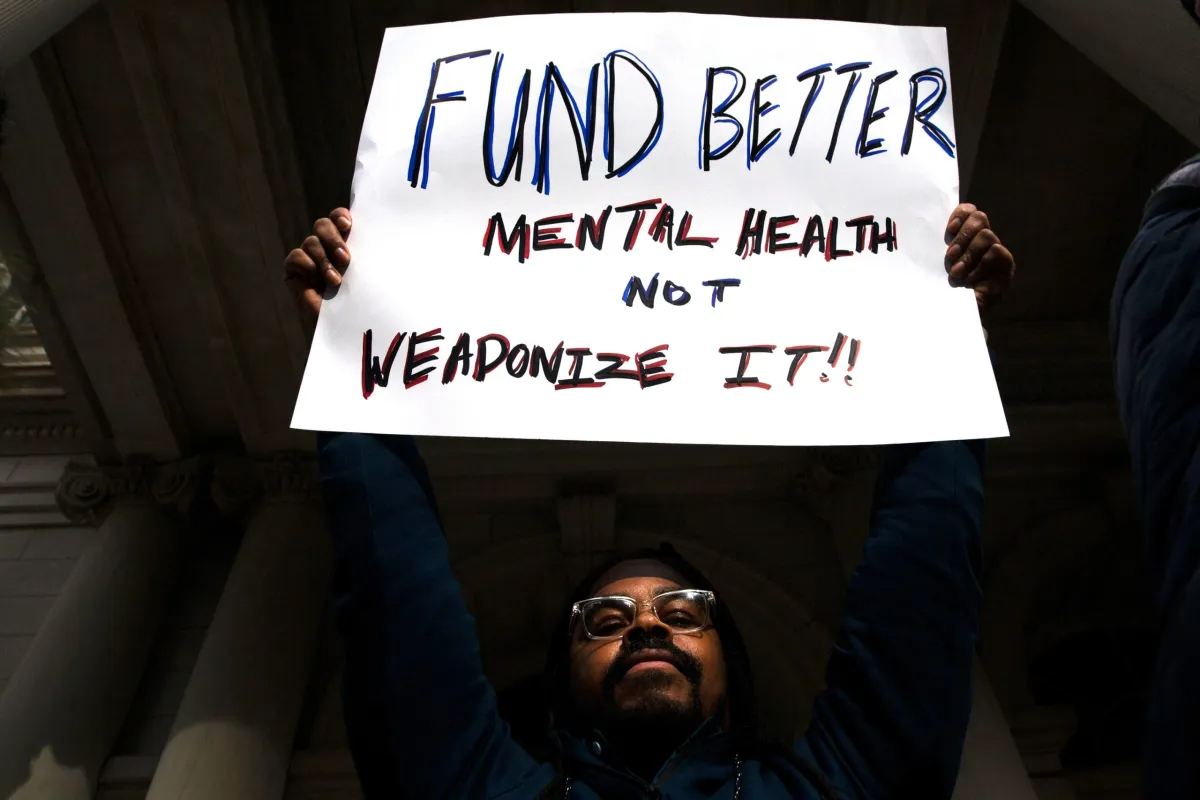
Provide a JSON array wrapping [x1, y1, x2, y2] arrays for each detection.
[[625, 607, 670, 641]]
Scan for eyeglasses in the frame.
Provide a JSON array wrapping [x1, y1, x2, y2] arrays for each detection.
[[570, 589, 717, 641]]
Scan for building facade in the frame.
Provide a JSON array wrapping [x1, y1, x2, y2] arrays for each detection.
[[0, 0, 1197, 798]]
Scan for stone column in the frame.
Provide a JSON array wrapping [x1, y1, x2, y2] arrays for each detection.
[[0, 459, 198, 800], [952, 658, 1040, 800], [1011, 706, 1078, 800], [146, 455, 330, 800], [558, 492, 616, 588], [794, 446, 881, 583]]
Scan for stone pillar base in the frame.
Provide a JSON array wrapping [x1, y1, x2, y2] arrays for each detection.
[[147, 458, 329, 800], [0, 461, 192, 800], [952, 658, 1041, 800]]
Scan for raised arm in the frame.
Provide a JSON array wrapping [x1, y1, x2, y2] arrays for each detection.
[[286, 210, 541, 797], [798, 438, 985, 798], [318, 431, 542, 798], [797, 204, 1012, 798]]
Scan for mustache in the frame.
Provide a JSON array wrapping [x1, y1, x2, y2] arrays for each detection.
[[602, 636, 704, 689]]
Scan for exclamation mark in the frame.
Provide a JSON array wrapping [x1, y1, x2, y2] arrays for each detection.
[[847, 338, 861, 371], [828, 333, 846, 367]]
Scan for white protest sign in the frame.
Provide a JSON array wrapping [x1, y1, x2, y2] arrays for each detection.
[[292, 12, 1009, 447]]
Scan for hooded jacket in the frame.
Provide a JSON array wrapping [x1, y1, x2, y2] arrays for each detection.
[[316, 431, 985, 799]]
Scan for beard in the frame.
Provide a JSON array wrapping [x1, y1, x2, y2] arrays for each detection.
[[589, 637, 710, 778]]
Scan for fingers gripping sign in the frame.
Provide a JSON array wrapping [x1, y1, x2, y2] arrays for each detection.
[[943, 203, 1014, 312], [283, 209, 354, 334]]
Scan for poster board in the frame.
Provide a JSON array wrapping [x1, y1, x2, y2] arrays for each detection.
[[291, 12, 1009, 447]]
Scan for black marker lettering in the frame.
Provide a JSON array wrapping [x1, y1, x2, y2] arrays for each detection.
[[856, 70, 897, 158], [663, 280, 691, 306], [594, 352, 639, 382], [575, 206, 613, 250], [472, 334, 511, 382], [531, 342, 566, 383], [736, 208, 767, 258], [826, 61, 871, 163], [623, 273, 659, 308], [700, 66, 747, 170], [784, 345, 829, 385], [605, 51, 664, 179], [409, 49, 492, 189], [846, 215, 875, 252], [532, 213, 575, 251], [789, 64, 833, 156], [702, 279, 742, 307], [404, 328, 444, 389], [482, 53, 531, 187], [482, 213, 531, 263], [361, 330, 406, 399], [442, 332, 473, 384], [719, 345, 775, 389], [556, 348, 604, 389], [767, 215, 800, 253], [636, 344, 674, 388], [506, 343, 531, 377]]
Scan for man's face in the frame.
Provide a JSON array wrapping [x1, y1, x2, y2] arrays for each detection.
[[567, 559, 728, 737]]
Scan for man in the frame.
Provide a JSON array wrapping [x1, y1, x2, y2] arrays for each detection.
[[285, 203, 1014, 798]]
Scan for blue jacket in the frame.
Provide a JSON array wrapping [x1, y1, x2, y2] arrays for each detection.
[[1111, 154, 1200, 620], [1110, 155, 1200, 798], [317, 432, 985, 799]]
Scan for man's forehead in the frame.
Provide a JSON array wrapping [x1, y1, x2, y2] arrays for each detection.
[[588, 559, 690, 597]]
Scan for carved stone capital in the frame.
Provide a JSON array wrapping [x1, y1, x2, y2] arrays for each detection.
[[819, 445, 882, 476], [792, 462, 836, 517], [557, 493, 616, 556], [558, 492, 617, 588], [55, 457, 204, 524], [211, 453, 320, 520], [55, 462, 108, 524], [793, 447, 881, 514]]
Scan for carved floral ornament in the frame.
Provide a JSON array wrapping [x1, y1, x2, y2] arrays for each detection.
[[211, 453, 321, 519], [54, 453, 321, 524], [54, 457, 203, 524]]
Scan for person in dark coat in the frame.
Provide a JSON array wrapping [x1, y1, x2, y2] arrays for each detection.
[[284, 203, 1015, 799], [1111, 150, 1200, 799], [1108, 6, 1200, 796]]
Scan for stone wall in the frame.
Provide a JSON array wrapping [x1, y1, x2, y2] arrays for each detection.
[[0, 454, 89, 699]]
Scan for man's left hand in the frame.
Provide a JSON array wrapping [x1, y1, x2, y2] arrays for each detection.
[[944, 203, 1015, 312]]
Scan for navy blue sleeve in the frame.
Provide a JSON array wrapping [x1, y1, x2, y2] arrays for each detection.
[[1110, 161, 1200, 800], [798, 439, 985, 799], [317, 432, 546, 799], [1110, 174, 1200, 618]]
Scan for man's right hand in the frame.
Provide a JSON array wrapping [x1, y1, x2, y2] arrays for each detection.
[[283, 208, 353, 334]]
